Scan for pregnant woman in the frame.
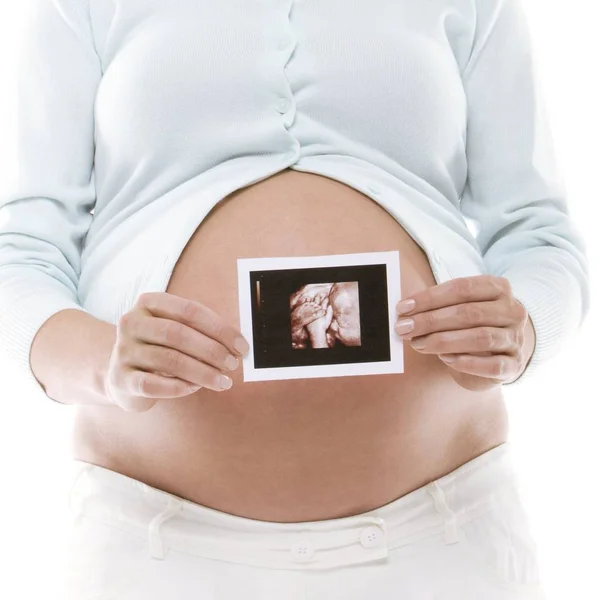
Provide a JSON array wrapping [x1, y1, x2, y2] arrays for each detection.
[[0, 0, 589, 599]]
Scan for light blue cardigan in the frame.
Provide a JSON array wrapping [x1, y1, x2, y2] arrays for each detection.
[[0, 0, 590, 394]]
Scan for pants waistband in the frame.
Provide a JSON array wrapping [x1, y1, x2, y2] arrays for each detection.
[[68, 442, 516, 570]]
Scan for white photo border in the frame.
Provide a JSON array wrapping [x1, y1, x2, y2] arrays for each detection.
[[237, 250, 404, 382]]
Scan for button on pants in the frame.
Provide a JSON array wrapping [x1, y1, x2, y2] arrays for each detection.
[[58, 442, 547, 599]]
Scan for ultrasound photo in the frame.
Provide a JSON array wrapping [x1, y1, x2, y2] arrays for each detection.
[[237, 251, 404, 382], [290, 281, 361, 351]]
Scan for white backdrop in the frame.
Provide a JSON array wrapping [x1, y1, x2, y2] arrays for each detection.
[[0, 1, 598, 599]]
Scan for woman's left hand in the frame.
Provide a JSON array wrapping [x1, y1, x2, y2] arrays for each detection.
[[394, 275, 536, 391]]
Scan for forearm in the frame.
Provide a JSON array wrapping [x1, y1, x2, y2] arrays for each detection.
[[29, 309, 116, 406], [308, 327, 329, 349]]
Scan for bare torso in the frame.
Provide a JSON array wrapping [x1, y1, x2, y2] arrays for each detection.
[[72, 170, 509, 523]]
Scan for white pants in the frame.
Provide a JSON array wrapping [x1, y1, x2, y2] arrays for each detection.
[[58, 442, 547, 599]]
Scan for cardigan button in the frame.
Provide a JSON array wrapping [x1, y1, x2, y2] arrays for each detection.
[[277, 36, 291, 50], [276, 97, 291, 113]]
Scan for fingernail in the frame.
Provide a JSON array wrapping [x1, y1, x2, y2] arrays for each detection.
[[234, 336, 250, 355], [440, 355, 456, 363], [395, 318, 414, 333], [219, 375, 233, 389], [397, 299, 416, 314], [224, 354, 239, 370]]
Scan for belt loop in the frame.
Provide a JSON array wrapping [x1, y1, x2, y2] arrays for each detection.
[[68, 462, 94, 518], [148, 496, 183, 560], [426, 480, 459, 545]]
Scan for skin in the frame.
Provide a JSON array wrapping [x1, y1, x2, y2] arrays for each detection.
[[325, 281, 361, 347], [290, 291, 331, 349], [395, 275, 536, 389], [292, 281, 362, 349], [70, 170, 525, 523], [290, 276, 535, 386], [304, 296, 333, 348]]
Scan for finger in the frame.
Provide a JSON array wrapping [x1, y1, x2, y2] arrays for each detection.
[[304, 283, 333, 295], [123, 314, 240, 373], [291, 326, 308, 344], [295, 294, 310, 307], [326, 330, 336, 348], [324, 304, 334, 328], [291, 284, 333, 309], [308, 309, 327, 324], [291, 301, 309, 321], [136, 292, 249, 356], [438, 353, 519, 381], [132, 345, 233, 392], [122, 368, 203, 399], [290, 289, 308, 309], [406, 326, 519, 355], [395, 297, 523, 340], [395, 275, 511, 317], [294, 302, 326, 326]]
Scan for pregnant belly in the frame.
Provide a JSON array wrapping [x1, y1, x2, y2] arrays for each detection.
[[74, 169, 508, 522]]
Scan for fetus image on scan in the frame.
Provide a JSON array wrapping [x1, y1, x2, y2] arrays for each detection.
[[290, 282, 362, 350]]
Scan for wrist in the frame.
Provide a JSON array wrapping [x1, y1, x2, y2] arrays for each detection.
[[94, 327, 118, 406], [511, 314, 536, 383], [523, 314, 536, 363], [308, 327, 329, 349], [96, 358, 114, 404]]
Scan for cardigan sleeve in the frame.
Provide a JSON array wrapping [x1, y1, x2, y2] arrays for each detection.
[[458, 0, 590, 386], [0, 0, 102, 396]]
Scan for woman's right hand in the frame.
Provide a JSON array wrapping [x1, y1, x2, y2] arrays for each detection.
[[104, 292, 250, 413]]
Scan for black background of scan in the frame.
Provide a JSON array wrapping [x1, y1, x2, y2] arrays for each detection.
[[249, 263, 391, 369]]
